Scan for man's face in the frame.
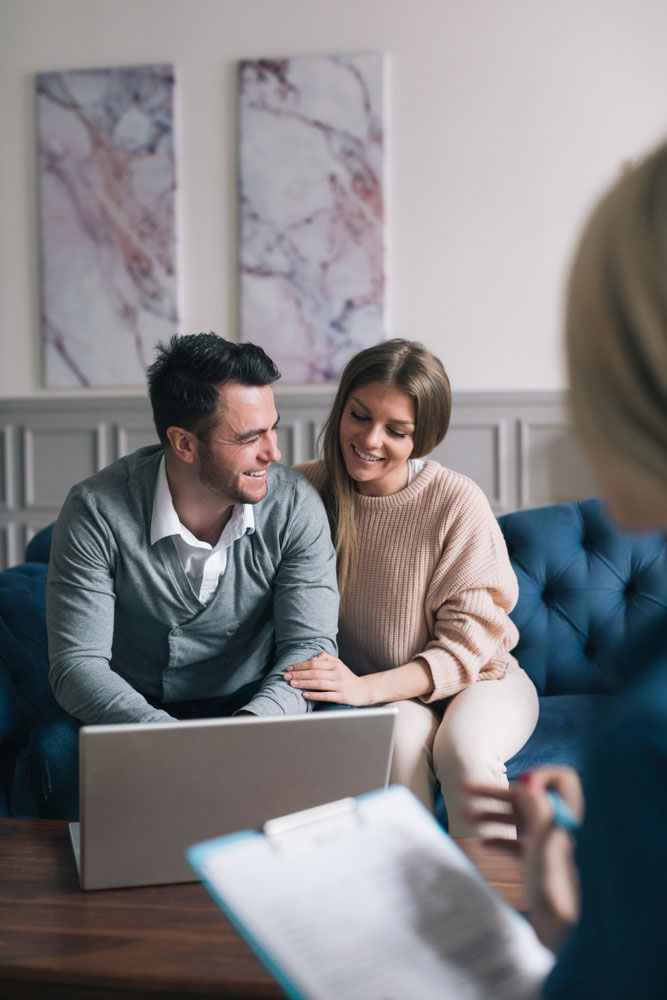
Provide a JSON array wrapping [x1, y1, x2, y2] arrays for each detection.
[[194, 383, 281, 506]]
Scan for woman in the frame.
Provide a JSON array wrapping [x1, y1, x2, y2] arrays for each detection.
[[465, 141, 667, 997], [290, 339, 539, 836]]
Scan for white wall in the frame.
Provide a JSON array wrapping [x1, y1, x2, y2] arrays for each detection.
[[1, 0, 666, 397]]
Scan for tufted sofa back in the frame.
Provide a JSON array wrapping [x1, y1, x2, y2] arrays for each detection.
[[498, 499, 667, 696]]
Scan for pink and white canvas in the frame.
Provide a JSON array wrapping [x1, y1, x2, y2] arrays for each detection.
[[36, 64, 179, 387], [238, 54, 386, 382]]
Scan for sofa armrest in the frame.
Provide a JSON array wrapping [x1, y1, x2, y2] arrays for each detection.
[[25, 523, 54, 564], [0, 563, 57, 813]]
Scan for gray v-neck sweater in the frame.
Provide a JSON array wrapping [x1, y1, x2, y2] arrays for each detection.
[[46, 446, 339, 723]]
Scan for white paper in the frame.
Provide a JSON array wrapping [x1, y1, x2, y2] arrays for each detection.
[[193, 786, 554, 1000]]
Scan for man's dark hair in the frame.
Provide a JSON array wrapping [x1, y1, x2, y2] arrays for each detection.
[[147, 333, 281, 446]]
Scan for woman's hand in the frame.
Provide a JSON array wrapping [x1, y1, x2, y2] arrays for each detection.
[[462, 766, 584, 951], [284, 653, 375, 706]]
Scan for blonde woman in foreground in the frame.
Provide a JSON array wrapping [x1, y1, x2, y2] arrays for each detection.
[[291, 338, 538, 837], [466, 141, 667, 998]]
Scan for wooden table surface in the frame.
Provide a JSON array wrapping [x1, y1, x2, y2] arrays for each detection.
[[0, 819, 527, 999]]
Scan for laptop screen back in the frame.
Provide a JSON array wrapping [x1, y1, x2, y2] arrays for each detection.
[[72, 707, 397, 890]]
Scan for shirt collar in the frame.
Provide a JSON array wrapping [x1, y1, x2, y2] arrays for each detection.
[[150, 455, 255, 547]]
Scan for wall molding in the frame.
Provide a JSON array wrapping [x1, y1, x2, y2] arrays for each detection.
[[0, 390, 597, 570]]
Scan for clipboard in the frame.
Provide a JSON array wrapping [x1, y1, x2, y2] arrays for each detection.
[[187, 785, 553, 999]]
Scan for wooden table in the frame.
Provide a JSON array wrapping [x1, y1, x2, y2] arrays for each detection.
[[0, 819, 528, 999]]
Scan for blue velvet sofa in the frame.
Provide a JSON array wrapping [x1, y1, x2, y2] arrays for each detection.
[[500, 501, 667, 779], [1, 501, 666, 818], [0, 524, 54, 816]]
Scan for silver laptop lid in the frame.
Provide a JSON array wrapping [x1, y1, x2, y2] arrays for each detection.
[[73, 707, 397, 891]]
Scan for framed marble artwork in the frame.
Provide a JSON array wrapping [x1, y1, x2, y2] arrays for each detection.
[[238, 53, 386, 382], [36, 63, 179, 387]]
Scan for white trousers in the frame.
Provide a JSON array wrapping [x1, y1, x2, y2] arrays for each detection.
[[388, 668, 539, 838]]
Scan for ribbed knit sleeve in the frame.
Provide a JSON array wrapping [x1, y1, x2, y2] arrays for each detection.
[[334, 462, 520, 701]]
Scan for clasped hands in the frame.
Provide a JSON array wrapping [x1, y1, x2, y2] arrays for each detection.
[[284, 652, 374, 706]]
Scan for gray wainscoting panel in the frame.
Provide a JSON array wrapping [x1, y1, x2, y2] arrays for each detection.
[[518, 417, 598, 508], [115, 418, 161, 459], [276, 424, 295, 466], [432, 419, 509, 510], [0, 390, 596, 570], [0, 425, 12, 511], [0, 525, 9, 570], [22, 424, 105, 510]]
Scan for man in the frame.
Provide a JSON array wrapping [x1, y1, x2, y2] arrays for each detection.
[[30, 333, 338, 815]]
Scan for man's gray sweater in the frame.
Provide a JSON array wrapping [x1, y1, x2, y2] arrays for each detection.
[[46, 446, 339, 723]]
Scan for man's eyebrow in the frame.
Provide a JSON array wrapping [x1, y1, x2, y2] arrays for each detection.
[[349, 396, 415, 426], [236, 414, 280, 442]]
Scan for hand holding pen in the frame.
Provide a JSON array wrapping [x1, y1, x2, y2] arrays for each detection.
[[461, 766, 584, 950], [461, 765, 584, 846]]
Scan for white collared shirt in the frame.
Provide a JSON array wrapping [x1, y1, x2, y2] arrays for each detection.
[[150, 457, 255, 603]]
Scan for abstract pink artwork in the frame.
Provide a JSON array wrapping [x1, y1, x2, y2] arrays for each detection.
[[238, 54, 386, 382], [36, 64, 179, 387]]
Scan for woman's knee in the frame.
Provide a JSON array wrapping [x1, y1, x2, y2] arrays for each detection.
[[392, 700, 439, 760], [433, 671, 539, 777], [432, 713, 508, 788]]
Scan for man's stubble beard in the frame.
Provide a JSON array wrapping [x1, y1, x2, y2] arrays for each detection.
[[197, 449, 268, 507]]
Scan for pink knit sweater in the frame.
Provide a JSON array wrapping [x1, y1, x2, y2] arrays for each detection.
[[296, 460, 521, 702]]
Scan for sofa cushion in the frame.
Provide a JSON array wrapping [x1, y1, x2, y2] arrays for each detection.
[[434, 693, 611, 829], [498, 500, 667, 696], [505, 694, 612, 778]]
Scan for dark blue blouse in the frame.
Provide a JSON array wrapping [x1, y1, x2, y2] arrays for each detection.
[[544, 654, 667, 998]]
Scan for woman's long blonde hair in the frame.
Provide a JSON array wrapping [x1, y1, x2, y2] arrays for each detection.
[[319, 339, 452, 594], [566, 142, 667, 499]]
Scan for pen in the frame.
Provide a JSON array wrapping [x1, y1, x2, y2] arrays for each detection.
[[546, 789, 581, 833]]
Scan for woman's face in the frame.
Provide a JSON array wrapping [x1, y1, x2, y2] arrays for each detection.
[[339, 382, 416, 496]]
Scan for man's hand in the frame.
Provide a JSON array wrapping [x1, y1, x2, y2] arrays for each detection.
[[284, 653, 374, 706]]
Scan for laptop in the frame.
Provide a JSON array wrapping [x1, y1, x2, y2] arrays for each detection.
[[69, 707, 397, 890]]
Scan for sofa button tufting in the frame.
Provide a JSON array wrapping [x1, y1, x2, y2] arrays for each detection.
[[584, 642, 595, 658], [624, 582, 636, 598], [542, 588, 553, 605], [582, 537, 594, 551]]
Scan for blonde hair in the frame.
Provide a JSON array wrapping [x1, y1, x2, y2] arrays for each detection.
[[319, 339, 451, 593], [566, 142, 667, 493]]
